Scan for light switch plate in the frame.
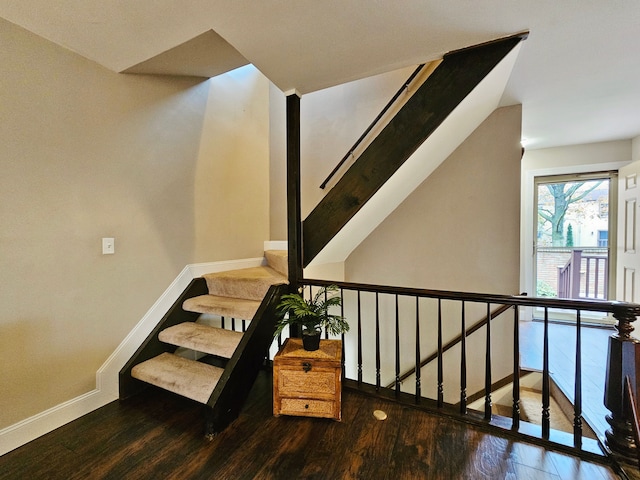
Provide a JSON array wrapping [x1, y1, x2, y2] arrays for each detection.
[[102, 237, 115, 255]]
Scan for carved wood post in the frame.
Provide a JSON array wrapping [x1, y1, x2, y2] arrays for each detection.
[[604, 305, 640, 463]]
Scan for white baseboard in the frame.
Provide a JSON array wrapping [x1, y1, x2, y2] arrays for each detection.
[[0, 389, 113, 456], [264, 240, 287, 251], [0, 257, 265, 456]]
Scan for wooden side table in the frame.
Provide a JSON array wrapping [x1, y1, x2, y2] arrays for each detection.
[[273, 338, 342, 421]]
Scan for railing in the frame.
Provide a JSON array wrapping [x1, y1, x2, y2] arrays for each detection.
[[319, 63, 426, 190], [386, 301, 515, 389], [299, 278, 640, 466], [557, 248, 609, 300]]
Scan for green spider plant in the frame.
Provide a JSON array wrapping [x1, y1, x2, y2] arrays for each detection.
[[274, 285, 349, 338]]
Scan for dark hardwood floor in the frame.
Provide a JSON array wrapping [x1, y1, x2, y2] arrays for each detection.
[[0, 369, 619, 479]]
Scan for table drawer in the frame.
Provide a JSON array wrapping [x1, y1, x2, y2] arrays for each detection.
[[278, 368, 336, 396], [279, 397, 336, 418]]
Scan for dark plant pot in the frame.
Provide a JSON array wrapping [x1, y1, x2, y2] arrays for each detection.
[[302, 331, 321, 351]]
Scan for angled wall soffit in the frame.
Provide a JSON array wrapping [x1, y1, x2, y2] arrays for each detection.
[[122, 29, 249, 78]]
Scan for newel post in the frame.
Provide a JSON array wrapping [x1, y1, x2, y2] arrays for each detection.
[[285, 91, 302, 290], [285, 91, 303, 338], [604, 304, 640, 462]]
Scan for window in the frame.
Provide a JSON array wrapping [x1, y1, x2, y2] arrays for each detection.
[[598, 230, 608, 247]]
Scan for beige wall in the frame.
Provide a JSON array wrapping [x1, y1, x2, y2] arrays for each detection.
[[342, 105, 522, 401], [633, 134, 640, 161], [0, 19, 270, 428], [268, 84, 287, 241], [300, 67, 416, 219], [268, 66, 415, 245], [345, 105, 522, 294], [194, 66, 270, 260]]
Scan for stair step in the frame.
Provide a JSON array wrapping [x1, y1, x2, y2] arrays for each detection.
[[203, 266, 287, 301], [131, 352, 222, 404], [159, 322, 243, 358], [518, 388, 574, 434], [183, 294, 261, 319], [265, 250, 288, 277]]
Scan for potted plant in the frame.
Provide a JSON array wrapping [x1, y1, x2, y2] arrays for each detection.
[[274, 285, 349, 351]]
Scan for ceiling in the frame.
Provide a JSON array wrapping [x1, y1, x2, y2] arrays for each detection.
[[2, 1, 640, 150]]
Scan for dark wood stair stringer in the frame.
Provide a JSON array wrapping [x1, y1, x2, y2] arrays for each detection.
[[204, 283, 288, 436], [119, 277, 208, 400], [302, 32, 528, 267], [119, 277, 288, 438]]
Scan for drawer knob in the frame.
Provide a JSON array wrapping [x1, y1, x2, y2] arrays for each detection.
[[305, 404, 309, 409], [302, 362, 312, 372]]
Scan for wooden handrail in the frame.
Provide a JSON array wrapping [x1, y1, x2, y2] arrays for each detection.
[[319, 63, 426, 190], [301, 277, 640, 316]]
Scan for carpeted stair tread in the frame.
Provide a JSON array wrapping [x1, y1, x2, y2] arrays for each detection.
[[183, 294, 261, 319], [159, 322, 243, 358], [519, 388, 574, 434], [131, 352, 222, 404], [265, 250, 288, 277], [203, 265, 287, 301]]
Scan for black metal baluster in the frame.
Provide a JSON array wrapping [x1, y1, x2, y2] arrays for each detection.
[[415, 296, 421, 404], [512, 305, 521, 429], [375, 292, 381, 391], [231, 318, 236, 331], [542, 307, 551, 438], [341, 288, 346, 379], [460, 301, 467, 414], [437, 298, 444, 408], [357, 290, 363, 385], [242, 320, 246, 333], [574, 309, 583, 447], [221, 316, 225, 330], [395, 294, 400, 398], [484, 302, 493, 420], [324, 287, 329, 339]]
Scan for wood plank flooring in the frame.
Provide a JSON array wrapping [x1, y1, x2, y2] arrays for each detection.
[[0, 370, 619, 479]]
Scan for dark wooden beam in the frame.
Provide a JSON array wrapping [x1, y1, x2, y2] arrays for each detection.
[[302, 33, 527, 266], [286, 92, 302, 287]]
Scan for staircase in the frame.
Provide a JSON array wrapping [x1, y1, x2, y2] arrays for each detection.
[[301, 32, 527, 267], [120, 250, 288, 436], [468, 370, 597, 439]]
